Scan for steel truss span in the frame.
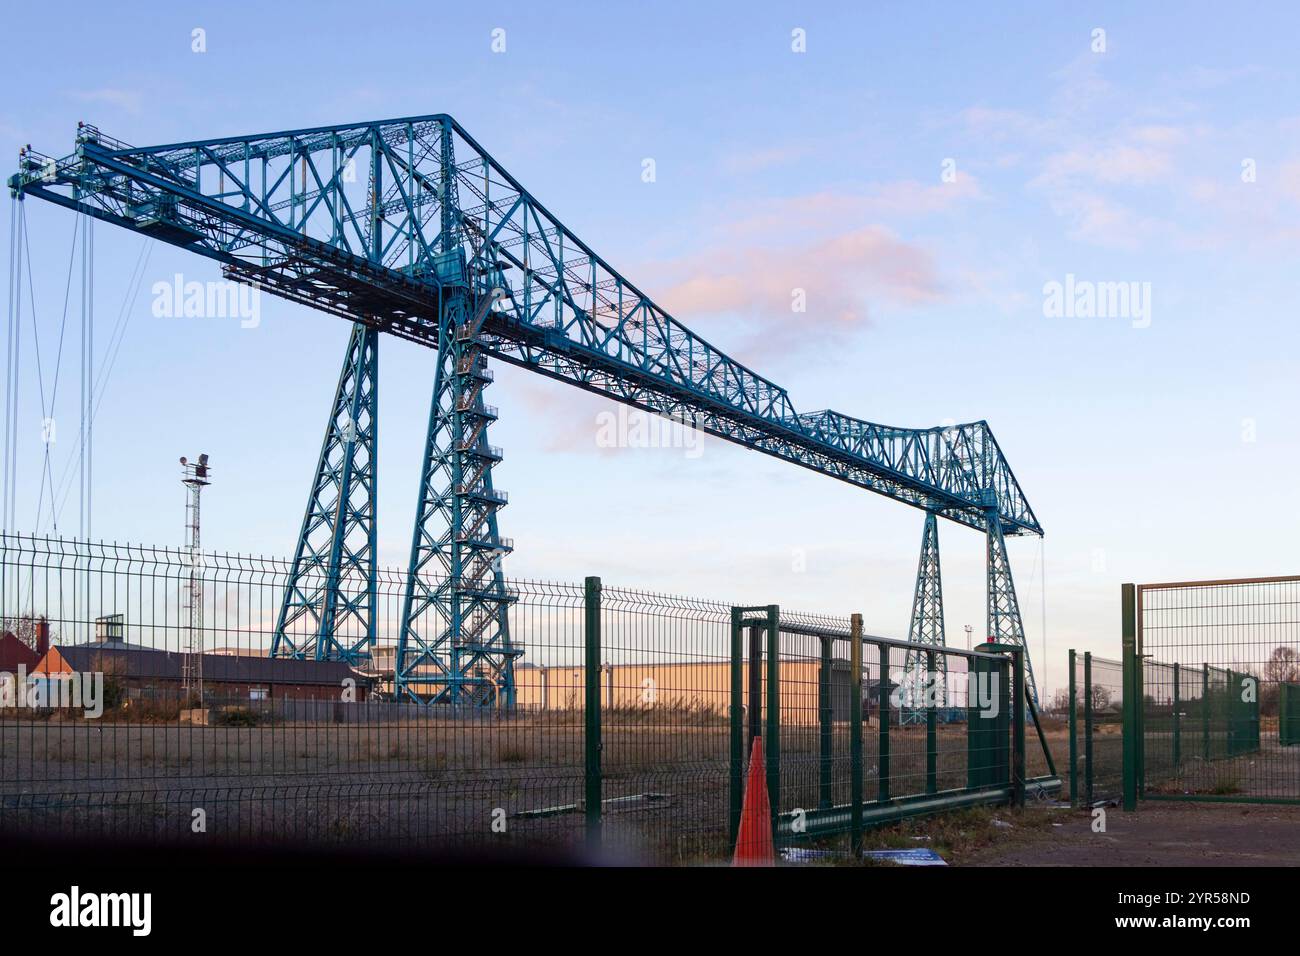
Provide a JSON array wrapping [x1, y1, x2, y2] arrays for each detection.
[[10, 114, 1044, 704]]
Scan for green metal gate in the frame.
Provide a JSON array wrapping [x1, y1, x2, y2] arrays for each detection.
[[728, 606, 1060, 855], [1121, 577, 1300, 807]]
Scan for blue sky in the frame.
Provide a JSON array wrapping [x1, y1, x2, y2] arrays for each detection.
[[4, 1, 1300, 695]]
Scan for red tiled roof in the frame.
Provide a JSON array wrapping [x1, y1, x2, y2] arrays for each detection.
[[0, 632, 40, 671]]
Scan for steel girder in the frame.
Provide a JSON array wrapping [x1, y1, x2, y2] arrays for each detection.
[[986, 505, 1039, 706], [270, 321, 378, 664], [901, 512, 946, 723], [8, 116, 1041, 537]]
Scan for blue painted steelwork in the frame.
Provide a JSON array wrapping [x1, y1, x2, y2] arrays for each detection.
[[269, 321, 378, 665], [396, 123, 516, 703], [901, 512, 946, 723], [9, 115, 1046, 703], [986, 501, 1039, 704]]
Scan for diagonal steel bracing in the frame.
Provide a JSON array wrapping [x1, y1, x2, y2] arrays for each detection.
[[986, 504, 1039, 706], [902, 512, 947, 723], [396, 289, 517, 705], [395, 129, 517, 704], [270, 321, 378, 664]]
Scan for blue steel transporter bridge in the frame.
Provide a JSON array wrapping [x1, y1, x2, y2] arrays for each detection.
[[9, 116, 1044, 708]]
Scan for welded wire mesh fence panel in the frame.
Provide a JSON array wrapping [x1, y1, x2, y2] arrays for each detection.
[[597, 586, 734, 864], [0, 533, 593, 854], [1, 531, 1061, 860], [1081, 656, 1124, 804], [1055, 653, 1123, 806], [1138, 577, 1298, 802], [770, 628, 821, 822], [892, 646, 977, 796], [768, 631, 883, 843]]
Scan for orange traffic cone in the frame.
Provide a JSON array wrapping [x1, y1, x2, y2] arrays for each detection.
[[732, 736, 775, 866]]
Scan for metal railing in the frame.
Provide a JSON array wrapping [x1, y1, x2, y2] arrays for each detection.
[[726, 606, 1057, 859]]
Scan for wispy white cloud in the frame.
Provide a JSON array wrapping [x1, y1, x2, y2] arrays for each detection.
[[719, 174, 984, 236], [719, 144, 811, 174]]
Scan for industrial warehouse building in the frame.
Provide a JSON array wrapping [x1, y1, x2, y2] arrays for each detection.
[[514, 660, 910, 725], [366, 649, 909, 725]]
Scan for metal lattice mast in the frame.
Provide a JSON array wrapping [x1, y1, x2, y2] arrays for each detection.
[[396, 120, 517, 706], [180, 455, 210, 702], [985, 504, 1039, 705], [270, 322, 378, 665], [902, 511, 946, 722]]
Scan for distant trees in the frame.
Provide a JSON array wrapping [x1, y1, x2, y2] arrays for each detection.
[[1266, 646, 1300, 685], [0, 614, 55, 650], [1049, 687, 1071, 715], [1260, 647, 1300, 716]]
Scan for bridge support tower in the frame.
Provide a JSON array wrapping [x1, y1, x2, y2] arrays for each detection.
[[902, 511, 947, 723], [270, 321, 379, 665]]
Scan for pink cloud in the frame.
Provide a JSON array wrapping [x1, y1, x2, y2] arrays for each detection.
[[647, 225, 944, 359], [720, 175, 984, 236]]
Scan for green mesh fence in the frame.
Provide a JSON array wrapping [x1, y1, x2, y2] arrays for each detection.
[[1136, 577, 1295, 803]]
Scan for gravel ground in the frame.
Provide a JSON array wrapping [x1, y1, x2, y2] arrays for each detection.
[[966, 802, 1300, 866]]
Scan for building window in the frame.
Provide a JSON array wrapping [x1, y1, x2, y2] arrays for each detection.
[[249, 686, 269, 701]]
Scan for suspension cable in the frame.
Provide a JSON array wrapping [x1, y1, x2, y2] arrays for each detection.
[[49, 235, 151, 532], [30, 212, 80, 532], [4, 198, 15, 532]]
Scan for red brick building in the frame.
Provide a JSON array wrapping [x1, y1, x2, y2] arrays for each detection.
[[35, 644, 370, 702]]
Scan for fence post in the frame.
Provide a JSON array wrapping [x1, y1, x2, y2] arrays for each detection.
[[925, 648, 938, 795], [1084, 651, 1094, 807], [748, 622, 763, 747], [584, 575, 602, 850], [818, 635, 833, 808], [850, 614, 864, 855], [764, 605, 780, 837], [1011, 648, 1026, 808], [1121, 583, 1138, 811], [729, 607, 744, 847], [878, 642, 891, 803], [1068, 649, 1078, 807], [1172, 662, 1181, 768], [1135, 623, 1145, 795], [1202, 663, 1210, 762]]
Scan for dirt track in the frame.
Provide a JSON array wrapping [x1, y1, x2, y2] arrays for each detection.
[[966, 802, 1300, 866]]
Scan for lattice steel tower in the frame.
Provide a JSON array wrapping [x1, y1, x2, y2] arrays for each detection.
[[902, 511, 946, 722], [11, 115, 1045, 712], [180, 454, 210, 702]]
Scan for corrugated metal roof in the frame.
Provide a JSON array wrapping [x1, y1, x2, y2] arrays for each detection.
[[49, 644, 366, 685]]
